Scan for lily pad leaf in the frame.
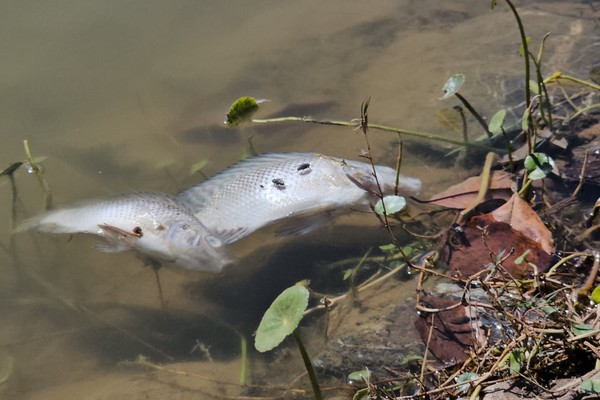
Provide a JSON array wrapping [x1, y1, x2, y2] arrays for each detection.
[[255, 285, 309, 352], [347, 369, 372, 386], [439, 74, 465, 100], [581, 376, 600, 393], [488, 109, 506, 135], [374, 195, 407, 216], [225, 97, 269, 127], [524, 152, 556, 180], [455, 372, 478, 393]]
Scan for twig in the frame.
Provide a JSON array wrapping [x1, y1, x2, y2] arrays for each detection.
[[420, 314, 435, 390], [457, 152, 495, 224], [576, 251, 600, 299], [251, 116, 503, 151], [23, 139, 52, 209]]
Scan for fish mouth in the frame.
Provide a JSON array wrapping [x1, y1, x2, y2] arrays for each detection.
[[176, 248, 234, 273]]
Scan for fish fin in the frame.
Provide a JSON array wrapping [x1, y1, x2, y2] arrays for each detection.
[[98, 224, 142, 248], [216, 227, 249, 244], [344, 165, 422, 196], [343, 167, 379, 193], [14, 211, 77, 234], [94, 242, 130, 253], [272, 211, 336, 237], [177, 152, 320, 212]]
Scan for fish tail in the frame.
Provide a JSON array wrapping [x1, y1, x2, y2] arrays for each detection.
[[14, 209, 80, 234]]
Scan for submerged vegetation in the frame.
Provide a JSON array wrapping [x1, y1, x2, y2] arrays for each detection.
[[2, 1, 599, 399]]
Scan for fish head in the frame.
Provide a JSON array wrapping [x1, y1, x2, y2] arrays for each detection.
[[165, 221, 233, 272]]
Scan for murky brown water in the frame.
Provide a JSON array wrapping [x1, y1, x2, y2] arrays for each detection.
[[0, 1, 597, 398]]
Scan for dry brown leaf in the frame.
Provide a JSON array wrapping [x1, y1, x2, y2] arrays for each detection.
[[429, 170, 515, 209], [491, 194, 555, 254], [414, 295, 480, 363], [447, 215, 553, 278]]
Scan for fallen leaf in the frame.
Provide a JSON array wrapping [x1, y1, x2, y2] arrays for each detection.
[[491, 194, 555, 254], [414, 295, 483, 363], [430, 170, 515, 209], [446, 215, 553, 278]]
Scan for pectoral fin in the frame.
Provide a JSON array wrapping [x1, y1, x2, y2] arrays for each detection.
[[98, 224, 143, 249], [344, 168, 378, 193], [272, 210, 337, 237]]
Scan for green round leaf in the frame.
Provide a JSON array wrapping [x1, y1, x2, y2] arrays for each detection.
[[439, 74, 465, 100], [524, 153, 555, 180], [374, 195, 407, 216], [255, 285, 309, 352], [455, 372, 479, 393], [225, 96, 260, 127], [347, 369, 372, 386], [488, 109, 506, 135], [581, 376, 600, 393], [591, 285, 600, 304]]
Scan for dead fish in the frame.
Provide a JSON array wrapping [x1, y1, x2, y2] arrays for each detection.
[[16, 192, 231, 272], [177, 152, 421, 244]]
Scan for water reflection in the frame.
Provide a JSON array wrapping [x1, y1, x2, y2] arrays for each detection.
[[0, 0, 597, 398]]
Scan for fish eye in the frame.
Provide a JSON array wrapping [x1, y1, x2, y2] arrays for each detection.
[[180, 223, 190, 230], [206, 235, 222, 248]]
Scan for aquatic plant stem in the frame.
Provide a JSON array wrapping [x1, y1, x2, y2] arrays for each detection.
[[545, 72, 600, 91], [504, 0, 532, 149], [251, 117, 501, 151], [23, 140, 52, 209], [239, 335, 247, 386], [292, 329, 323, 400], [454, 93, 492, 138]]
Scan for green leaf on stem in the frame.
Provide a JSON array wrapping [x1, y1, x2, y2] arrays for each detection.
[[255, 284, 309, 352], [439, 74, 465, 100], [488, 109, 506, 135]]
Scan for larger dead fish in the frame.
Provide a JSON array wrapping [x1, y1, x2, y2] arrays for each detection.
[[16, 192, 231, 272], [177, 152, 421, 243]]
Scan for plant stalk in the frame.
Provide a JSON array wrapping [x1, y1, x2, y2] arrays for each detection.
[[504, 0, 531, 131], [454, 93, 492, 138], [251, 117, 502, 151], [292, 329, 323, 400]]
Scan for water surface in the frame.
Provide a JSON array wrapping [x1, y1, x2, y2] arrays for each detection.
[[0, 1, 597, 398]]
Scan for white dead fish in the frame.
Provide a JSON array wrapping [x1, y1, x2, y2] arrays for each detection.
[[177, 152, 421, 244], [16, 192, 231, 272]]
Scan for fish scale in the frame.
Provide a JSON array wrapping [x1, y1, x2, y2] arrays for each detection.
[[17, 192, 231, 272], [177, 152, 422, 244]]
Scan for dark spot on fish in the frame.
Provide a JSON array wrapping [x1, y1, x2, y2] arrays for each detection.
[[297, 163, 311, 175], [181, 224, 190, 230], [260, 184, 265, 189], [133, 226, 143, 237], [272, 178, 286, 189], [156, 224, 166, 231]]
